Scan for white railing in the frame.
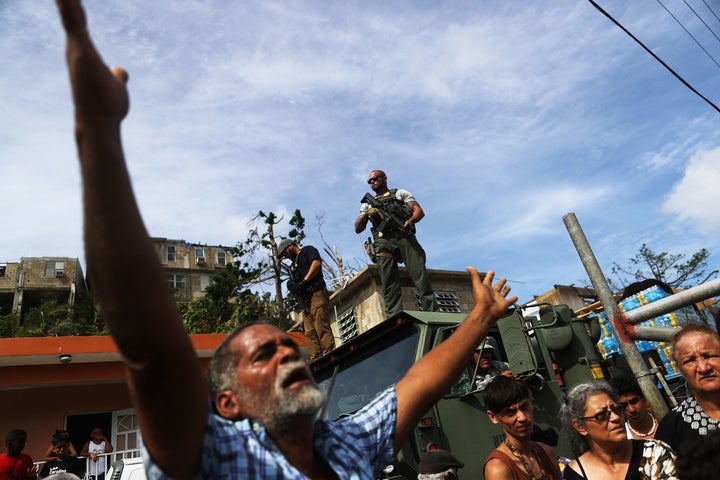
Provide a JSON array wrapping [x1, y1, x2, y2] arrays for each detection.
[[33, 449, 141, 479]]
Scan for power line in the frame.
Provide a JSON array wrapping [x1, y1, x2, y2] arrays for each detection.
[[586, 0, 720, 114], [681, 0, 720, 47], [657, 0, 720, 69], [701, 0, 720, 26]]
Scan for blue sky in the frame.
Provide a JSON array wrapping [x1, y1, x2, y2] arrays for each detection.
[[2, 0, 720, 304]]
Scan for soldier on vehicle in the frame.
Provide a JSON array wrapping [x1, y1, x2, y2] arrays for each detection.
[[355, 170, 437, 317], [277, 239, 335, 360]]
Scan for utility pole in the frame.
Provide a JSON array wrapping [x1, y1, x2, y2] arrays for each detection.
[[563, 213, 669, 418]]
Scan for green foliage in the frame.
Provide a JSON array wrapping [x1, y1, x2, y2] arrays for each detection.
[[160, 210, 308, 334], [21, 296, 66, 335], [1, 290, 105, 338], [14, 327, 46, 337], [19, 293, 104, 336], [287, 209, 306, 243], [0, 312, 19, 338], [180, 264, 243, 333], [9, 210, 308, 337], [231, 209, 307, 324], [179, 289, 285, 333], [178, 265, 287, 334], [233, 290, 284, 329], [609, 243, 716, 291], [71, 289, 105, 335], [231, 210, 306, 280]]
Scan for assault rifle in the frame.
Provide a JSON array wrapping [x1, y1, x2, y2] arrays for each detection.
[[360, 193, 415, 238], [286, 277, 310, 311], [285, 292, 306, 312]]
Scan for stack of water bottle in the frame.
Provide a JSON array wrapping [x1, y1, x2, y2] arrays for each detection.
[[592, 284, 704, 380]]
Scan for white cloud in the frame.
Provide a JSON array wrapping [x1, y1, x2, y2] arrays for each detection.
[[3, 0, 720, 303], [663, 147, 720, 233]]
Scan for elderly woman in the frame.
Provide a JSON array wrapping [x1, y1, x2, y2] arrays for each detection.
[[559, 381, 677, 480], [656, 322, 720, 453]]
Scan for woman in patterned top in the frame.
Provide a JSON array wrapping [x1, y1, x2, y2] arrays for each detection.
[[559, 381, 677, 480], [656, 322, 720, 454]]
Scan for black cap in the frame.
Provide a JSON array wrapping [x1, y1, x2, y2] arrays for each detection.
[[417, 450, 464, 474]]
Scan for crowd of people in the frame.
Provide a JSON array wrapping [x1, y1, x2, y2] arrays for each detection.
[[410, 316, 720, 480], [473, 320, 720, 480], [414, 321, 720, 480], [0, 427, 113, 480], [26, 0, 720, 479]]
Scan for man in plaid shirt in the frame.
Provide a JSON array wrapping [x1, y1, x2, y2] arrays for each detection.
[[53, 0, 518, 477]]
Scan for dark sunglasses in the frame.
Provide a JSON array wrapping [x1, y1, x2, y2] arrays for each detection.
[[367, 175, 382, 184], [580, 403, 625, 422]]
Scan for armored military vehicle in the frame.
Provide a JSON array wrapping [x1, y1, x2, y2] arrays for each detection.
[[311, 304, 604, 479]]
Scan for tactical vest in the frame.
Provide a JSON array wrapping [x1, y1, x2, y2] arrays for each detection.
[[369, 189, 413, 231]]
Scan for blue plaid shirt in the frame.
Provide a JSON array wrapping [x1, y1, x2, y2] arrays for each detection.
[[144, 387, 397, 479]]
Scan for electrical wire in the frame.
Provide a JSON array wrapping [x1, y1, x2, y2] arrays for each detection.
[[587, 0, 720, 114], [656, 0, 720, 69], [701, 0, 720, 26], [681, 0, 720, 47]]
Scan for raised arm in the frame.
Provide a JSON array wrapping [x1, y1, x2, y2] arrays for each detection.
[[55, 1, 206, 477], [42, 444, 56, 462], [393, 268, 517, 451]]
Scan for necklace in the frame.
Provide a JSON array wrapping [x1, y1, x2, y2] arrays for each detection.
[[504, 439, 547, 480], [627, 413, 657, 438]]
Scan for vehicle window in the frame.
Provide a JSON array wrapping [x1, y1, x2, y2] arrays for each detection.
[[442, 327, 506, 396], [318, 329, 419, 420]]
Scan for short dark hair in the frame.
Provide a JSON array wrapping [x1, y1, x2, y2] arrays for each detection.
[[206, 321, 265, 399], [483, 375, 530, 413], [610, 374, 643, 398], [5, 429, 27, 444], [52, 429, 71, 445]]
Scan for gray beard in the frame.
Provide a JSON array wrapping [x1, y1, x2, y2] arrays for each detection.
[[245, 360, 327, 433]]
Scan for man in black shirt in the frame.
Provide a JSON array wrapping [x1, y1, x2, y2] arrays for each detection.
[[278, 239, 335, 360]]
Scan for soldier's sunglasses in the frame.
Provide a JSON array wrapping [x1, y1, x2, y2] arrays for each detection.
[[367, 175, 382, 184]]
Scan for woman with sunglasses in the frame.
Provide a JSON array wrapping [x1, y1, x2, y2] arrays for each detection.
[[559, 381, 678, 480]]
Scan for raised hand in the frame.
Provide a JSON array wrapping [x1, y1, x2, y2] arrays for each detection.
[[56, 0, 129, 126], [467, 267, 518, 319]]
